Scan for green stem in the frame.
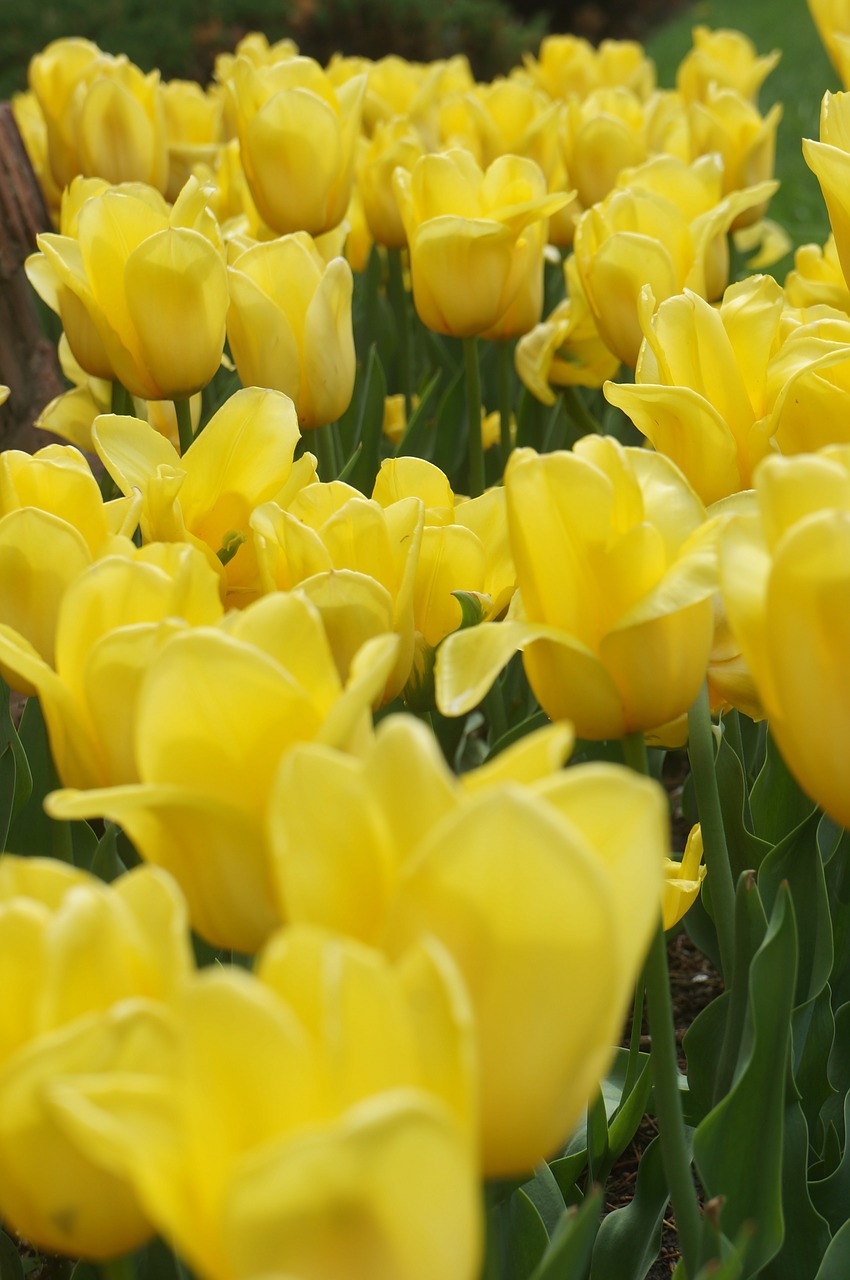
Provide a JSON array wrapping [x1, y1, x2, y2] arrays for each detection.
[[622, 727, 703, 1278], [724, 709, 753, 829], [174, 397, 194, 456], [111, 381, 133, 416], [561, 384, 603, 436], [387, 247, 412, 418], [497, 339, 513, 468], [687, 681, 736, 986], [484, 680, 508, 747], [313, 422, 339, 481], [644, 919, 703, 1278], [621, 970, 646, 1102], [463, 336, 485, 498]]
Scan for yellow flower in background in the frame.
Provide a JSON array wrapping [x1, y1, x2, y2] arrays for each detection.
[[573, 153, 778, 366], [393, 148, 567, 338], [808, 0, 850, 86], [804, 90, 850, 289], [676, 26, 780, 103], [687, 86, 782, 225], [0, 543, 223, 789], [29, 38, 169, 192], [0, 857, 192, 1259], [93, 387, 310, 605], [523, 34, 655, 103], [47, 593, 399, 951], [662, 824, 707, 930], [357, 117, 426, 248], [48, 954, 482, 1280], [252, 481, 423, 703], [784, 234, 850, 313], [437, 77, 554, 168], [268, 714, 666, 1175], [227, 233, 356, 430], [437, 438, 718, 741], [11, 90, 63, 221], [225, 55, 366, 235], [26, 177, 228, 401], [160, 78, 225, 200], [719, 445, 850, 829], [516, 252, 621, 403], [561, 87, 650, 212]]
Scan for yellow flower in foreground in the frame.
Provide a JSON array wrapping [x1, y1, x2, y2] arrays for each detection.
[[26, 177, 228, 400], [47, 593, 398, 951], [808, 0, 850, 86], [718, 445, 850, 828], [268, 714, 667, 1175], [662, 825, 707, 930], [0, 857, 191, 1259], [393, 149, 567, 337], [227, 234, 355, 430], [437, 438, 717, 741], [803, 90, 850, 290], [49, 948, 481, 1280]]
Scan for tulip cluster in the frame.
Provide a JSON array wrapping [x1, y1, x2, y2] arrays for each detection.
[[5, 6, 850, 1280]]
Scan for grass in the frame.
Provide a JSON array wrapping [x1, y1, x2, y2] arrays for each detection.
[[647, 0, 835, 263]]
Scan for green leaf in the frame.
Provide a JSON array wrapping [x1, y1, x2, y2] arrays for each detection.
[[395, 368, 442, 459], [530, 1186, 603, 1280], [813, 1217, 850, 1280], [344, 344, 387, 495], [683, 991, 730, 1125], [810, 1090, 850, 1234], [487, 1187, 550, 1280], [760, 1100, 830, 1280], [792, 988, 836, 1144], [88, 822, 130, 883], [521, 1162, 567, 1237], [589, 1135, 670, 1280], [607, 1055, 653, 1171], [714, 729, 771, 880], [749, 728, 816, 846], [758, 811, 832, 1008], [587, 1088, 610, 1185], [0, 680, 33, 835], [451, 591, 488, 630], [693, 885, 798, 1278], [0, 1232, 24, 1280]]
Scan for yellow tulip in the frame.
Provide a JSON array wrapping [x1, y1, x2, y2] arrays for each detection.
[[93, 387, 310, 605], [47, 593, 399, 951], [28, 38, 169, 192], [676, 26, 780, 104], [803, 91, 850, 290], [573, 153, 778, 366], [252, 482, 423, 703], [26, 177, 228, 400], [268, 713, 667, 1174], [0, 857, 192, 1259], [687, 86, 782, 224], [393, 149, 568, 338], [784, 234, 850, 313], [225, 55, 366, 235], [11, 90, 63, 222], [808, 0, 850, 85], [227, 233, 356, 430], [523, 34, 655, 103], [48, 954, 481, 1280], [662, 824, 707, 930], [357, 117, 426, 248], [161, 78, 225, 200], [718, 445, 850, 828], [437, 438, 718, 741]]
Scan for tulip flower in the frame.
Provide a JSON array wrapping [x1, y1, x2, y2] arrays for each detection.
[[227, 233, 356, 431], [436, 437, 718, 741], [718, 445, 850, 829], [93, 387, 310, 605], [803, 91, 850, 290], [47, 952, 481, 1280], [676, 26, 780, 104], [392, 149, 567, 338], [807, 0, 850, 86], [662, 825, 707, 930], [28, 38, 169, 192], [267, 714, 667, 1175], [0, 857, 192, 1259], [26, 177, 228, 401], [523, 34, 656, 103], [687, 86, 782, 224], [784, 234, 850, 313], [573, 153, 778, 367], [224, 55, 366, 235], [47, 593, 399, 951], [356, 117, 426, 248]]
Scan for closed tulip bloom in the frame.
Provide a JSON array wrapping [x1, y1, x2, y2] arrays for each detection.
[[804, 91, 850, 290], [48, 952, 481, 1280], [225, 55, 366, 235], [688, 86, 781, 224], [573, 153, 778, 366], [227, 233, 355, 430], [437, 437, 718, 741], [268, 714, 667, 1174], [676, 26, 780, 104], [357, 117, 425, 248], [26, 178, 228, 400], [807, 1, 850, 84], [523, 34, 655, 103], [393, 149, 567, 337], [0, 857, 192, 1259], [662, 824, 707, 930], [719, 445, 850, 828]]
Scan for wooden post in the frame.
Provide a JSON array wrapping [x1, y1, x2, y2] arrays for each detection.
[[0, 101, 64, 454]]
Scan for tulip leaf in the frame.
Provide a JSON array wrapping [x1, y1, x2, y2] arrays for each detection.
[[825, 847, 850, 1009], [758, 810, 832, 1008], [587, 1088, 610, 1186], [693, 885, 798, 1278], [395, 368, 441, 460], [714, 729, 771, 879], [432, 364, 468, 479], [522, 1162, 568, 1236], [607, 1054, 653, 1169], [529, 1186, 603, 1280], [344, 344, 386, 495], [810, 1091, 850, 1234], [759, 1100, 830, 1280], [792, 988, 836, 1144], [588, 1134, 670, 1280], [0, 1232, 24, 1280], [683, 991, 730, 1125], [486, 1186, 550, 1280], [749, 728, 816, 846], [813, 1217, 850, 1280], [0, 679, 32, 840], [88, 821, 129, 883]]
